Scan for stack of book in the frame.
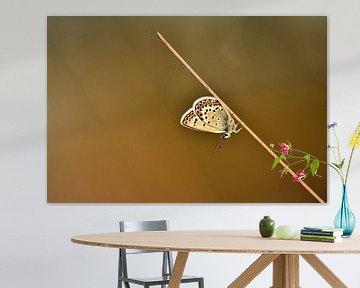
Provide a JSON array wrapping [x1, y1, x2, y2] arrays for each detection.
[[300, 226, 344, 243]]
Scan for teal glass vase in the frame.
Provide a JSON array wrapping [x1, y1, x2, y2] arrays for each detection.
[[334, 185, 356, 237]]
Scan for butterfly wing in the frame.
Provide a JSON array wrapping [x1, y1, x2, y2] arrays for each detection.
[[193, 96, 229, 131], [180, 108, 225, 134]]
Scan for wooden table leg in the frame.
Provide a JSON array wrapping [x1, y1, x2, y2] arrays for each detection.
[[273, 254, 285, 287], [168, 252, 189, 288], [228, 254, 279, 288], [288, 255, 299, 288], [301, 254, 347, 288], [272, 254, 299, 288]]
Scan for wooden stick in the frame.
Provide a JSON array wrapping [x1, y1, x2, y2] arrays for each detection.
[[168, 252, 189, 288], [228, 254, 279, 288], [157, 32, 325, 203], [301, 254, 347, 288]]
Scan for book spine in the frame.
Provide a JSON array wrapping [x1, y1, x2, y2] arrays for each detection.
[[300, 237, 337, 243], [300, 234, 337, 240], [301, 230, 336, 236]]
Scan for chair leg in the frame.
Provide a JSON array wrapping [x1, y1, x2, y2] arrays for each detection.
[[118, 250, 123, 288], [198, 278, 204, 288]]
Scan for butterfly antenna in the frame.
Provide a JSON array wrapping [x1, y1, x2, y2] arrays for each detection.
[[212, 135, 225, 153]]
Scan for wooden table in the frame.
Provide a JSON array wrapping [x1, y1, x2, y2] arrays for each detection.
[[72, 230, 360, 288]]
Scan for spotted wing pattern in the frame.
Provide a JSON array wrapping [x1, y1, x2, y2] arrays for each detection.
[[193, 96, 229, 131], [180, 108, 225, 133]]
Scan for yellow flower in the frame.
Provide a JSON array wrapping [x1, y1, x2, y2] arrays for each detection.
[[349, 122, 360, 147]]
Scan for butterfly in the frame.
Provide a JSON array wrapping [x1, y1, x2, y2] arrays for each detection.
[[180, 96, 241, 139]]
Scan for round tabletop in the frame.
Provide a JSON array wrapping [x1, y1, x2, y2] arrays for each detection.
[[71, 230, 360, 254]]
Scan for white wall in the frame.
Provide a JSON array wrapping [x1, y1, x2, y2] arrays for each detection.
[[1, 0, 360, 287]]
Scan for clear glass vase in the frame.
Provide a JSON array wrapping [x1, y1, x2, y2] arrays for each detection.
[[334, 185, 356, 237]]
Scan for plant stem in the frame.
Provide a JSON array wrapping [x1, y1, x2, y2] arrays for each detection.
[[291, 148, 343, 179], [285, 159, 306, 168], [332, 127, 346, 181], [333, 127, 343, 165], [345, 145, 356, 185], [272, 148, 344, 183], [330, 147, 339, 164], [345, 129, 360, 185]]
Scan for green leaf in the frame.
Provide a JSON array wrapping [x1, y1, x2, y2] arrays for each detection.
[[332, 162, 341, 169], [310, 160, 320, 176], [272, 156, 281, 170], [304, 154, 311, 164], [270, 143, 274, 148], [332, 160, 345, 169], [339, 158, 345, 169]]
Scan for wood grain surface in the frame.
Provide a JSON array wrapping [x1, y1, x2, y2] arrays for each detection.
[[168, 252, 189, 288], [272, 254, 300, 288], [71, 230, 360, 254]]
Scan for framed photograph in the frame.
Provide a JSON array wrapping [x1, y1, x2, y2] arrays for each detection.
[[47, 16, 327, 203]]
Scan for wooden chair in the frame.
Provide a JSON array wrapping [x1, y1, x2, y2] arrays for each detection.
[[118, 220, 204, 288]]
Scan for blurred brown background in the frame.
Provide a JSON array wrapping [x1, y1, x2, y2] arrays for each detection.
[[47, 16, 327, 203]]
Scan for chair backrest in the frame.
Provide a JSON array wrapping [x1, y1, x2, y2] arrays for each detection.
[[119, 220, 169, 254], [118, 220, 174, 283]]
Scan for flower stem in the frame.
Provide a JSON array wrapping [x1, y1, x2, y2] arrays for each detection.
[[272, 147, 344, 183], [345, 145, 356, 185], [333, 127, 343, 165], [345, 129, 360, 185], [285, 159, 306, 168], [332, 127, 346, 181], [330, 147, 339, 164], [291, 148, 345, 182]]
